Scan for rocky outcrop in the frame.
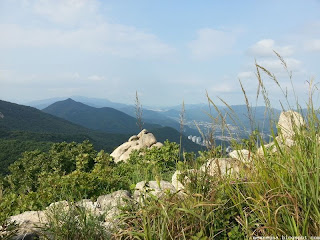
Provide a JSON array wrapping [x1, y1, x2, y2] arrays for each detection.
[[278, 110, 304, 139], [196, 111, 305, 177], [228, 149, 252, 163], [46, 200, 70, 212], [171, 169, 198, 191], [96, 190, 131, 212], [133, 180, 177, 201], [76, 199, 101, 216], [171, 170, 185, 191], [111, 129, 163, 163], [96, 190, 132, 223], [200, 158, 245, 177], [257, 110, 304, 155], [7, 191, 133, 238], [8, 211, 47, 236]]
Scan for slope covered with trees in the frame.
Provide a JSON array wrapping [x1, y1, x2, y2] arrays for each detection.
[[0, 100, 202, 175], [42, 98, 161, 134]]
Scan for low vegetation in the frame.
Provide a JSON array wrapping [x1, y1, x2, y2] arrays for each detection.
[[0, 140, 180, 223]]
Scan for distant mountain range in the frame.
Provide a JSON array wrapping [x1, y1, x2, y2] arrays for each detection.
[[27, 97, 200, 136], [117, 106, 200, 136], [27, 96, 282, 136], [156, 104, 281, 134], [0, 99, 202, 175], [0, 96, 284, 176], [27, 96, 129, 110], [0, 99, 131, 175], [43, 98, 161, 134], [41, 98, 203, 152]]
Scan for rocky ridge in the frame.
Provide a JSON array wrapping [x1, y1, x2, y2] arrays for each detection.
[[110, 129, 163, 163]]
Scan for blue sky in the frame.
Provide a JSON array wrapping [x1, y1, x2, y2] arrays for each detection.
[[0, 0, 320, 107]]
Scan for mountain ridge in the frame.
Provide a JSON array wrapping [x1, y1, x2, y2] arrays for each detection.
[[0, 99, 202, 175], [43, 98, 161, 134]]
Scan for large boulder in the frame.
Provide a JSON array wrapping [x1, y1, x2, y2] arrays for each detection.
[[96, 190, 132, 225], [171, 170, 184, 191], [278, 110, 304, 139], [46, 200, 70, 212], [5, 190, 134, 239], [200, 158, 245, 177], [12, 232, 40, 240], [8, 211, 47, 236], [171, 169, 198, 191], [151, 142, 164, 148], [111, 129, 161, 163], [257, 111, 304, 156], [257, 136, 295, 155], [76, 199, 102, 216], [96, 190, 131, 213], [133, 180, 177, 201], [228, 149, 252, 164]]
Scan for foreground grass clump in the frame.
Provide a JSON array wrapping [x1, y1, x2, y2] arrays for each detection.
[[41, 202, 110, 240], [114, 57, 320, 238], [116, 173, 246, 239], [113, 105, 320, 239]]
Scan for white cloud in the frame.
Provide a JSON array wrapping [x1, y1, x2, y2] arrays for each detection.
[[188, 28, 236, 60], [30, 0, 100, 25], [209, 83, 235, 93], [0, 69, 12, 79], [72, 72, 80, 79], [237, 71, 255, 79], [257, 58, 302, 73], [0, 0, 175, 59], [0, 23, 175, 59], [247, 39, 294, 57], [304, 39, 320, 51], [88, 75, 104, 81]]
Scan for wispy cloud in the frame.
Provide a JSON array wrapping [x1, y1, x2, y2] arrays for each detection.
[[188, 28, 237, 60], [0, 23, 175, 58], [0, 0, 175, 59], [88, 75, 105, 81], [247, 39, 294, 57], [31, 0, 100, 26], [237, 71, 255, 80], [256, 58, 302, 73], [304, 39, 320, 51]]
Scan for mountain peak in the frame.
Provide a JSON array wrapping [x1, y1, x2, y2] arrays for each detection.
[[57, 98, 85, 106], [43, 99, 161, 134]]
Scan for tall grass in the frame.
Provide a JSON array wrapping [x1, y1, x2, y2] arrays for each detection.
[[115, 55, 320, 239], [40, 202, 111, 240], [135, 91, 144, 131]]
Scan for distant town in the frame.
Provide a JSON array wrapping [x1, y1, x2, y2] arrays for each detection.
[[186, 120, 241, 146]]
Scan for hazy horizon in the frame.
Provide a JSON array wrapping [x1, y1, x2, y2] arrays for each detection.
[[1, 0, 320, 108], [0, 95, 293, 111]]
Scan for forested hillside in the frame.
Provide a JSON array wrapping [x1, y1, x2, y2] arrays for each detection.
[[0, 100, 202, 175], [43, 99, 161, 134]]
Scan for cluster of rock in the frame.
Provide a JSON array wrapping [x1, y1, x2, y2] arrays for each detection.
[[4, 190, 131, 239], [256, 110, 305, 155], [4, 111, 305, 239], [111, 129, 163, 163], [4, 183, 181, 239], [171, 110, 305, 191]]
